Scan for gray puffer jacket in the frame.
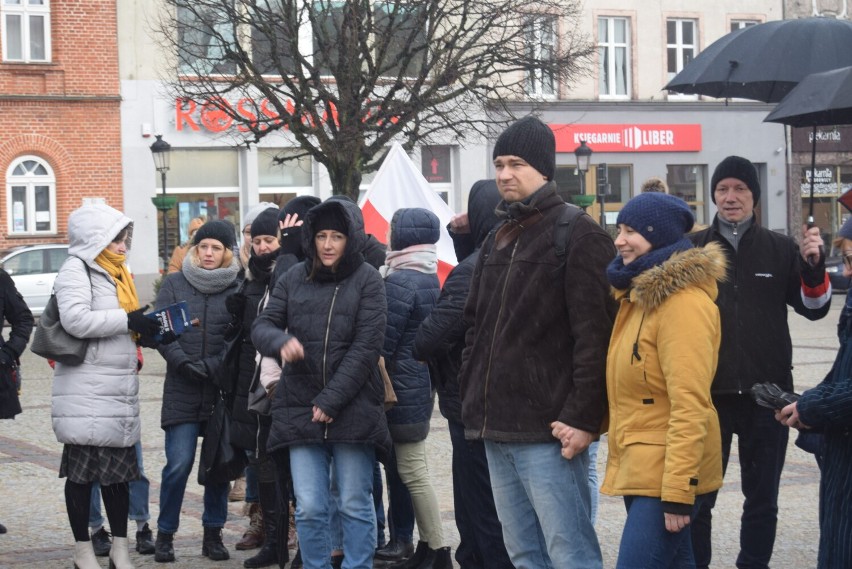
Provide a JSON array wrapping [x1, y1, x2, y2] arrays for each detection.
[[51, 204, 139, 448], [252, 199, 391, 459]]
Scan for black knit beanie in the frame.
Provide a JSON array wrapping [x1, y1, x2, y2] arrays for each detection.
[[710, 156, 761, 204], [492, 116, 556, 180], [250, 207, 280, 239], [279, 195, 321, 224], [617, 193, 694, 250], [313, 206, 348, 236], [193, 219, 236, 249]]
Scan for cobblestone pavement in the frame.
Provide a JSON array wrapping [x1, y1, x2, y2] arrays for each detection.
[[0, 304, 836, 568]]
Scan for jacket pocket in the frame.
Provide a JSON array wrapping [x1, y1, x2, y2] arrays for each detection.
[[617, 428, 667, 492]]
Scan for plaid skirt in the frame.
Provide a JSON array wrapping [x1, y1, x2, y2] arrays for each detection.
[[59, 444, 139, 486]]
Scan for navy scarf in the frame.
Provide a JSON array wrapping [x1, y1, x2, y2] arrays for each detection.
[[606, 238, 694, 290]]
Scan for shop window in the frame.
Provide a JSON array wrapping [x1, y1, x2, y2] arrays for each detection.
[[166, 149, 239, 191], [6, 155, 55, 235], [666, 164, 705, 224], [601, 164, 632, 203], [2, 0, 50, 62], [258, 148, 313, 189], [554, 166, 584, 202]]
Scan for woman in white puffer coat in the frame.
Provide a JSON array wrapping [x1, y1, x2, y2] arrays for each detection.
[[51, 203, 162, 569]]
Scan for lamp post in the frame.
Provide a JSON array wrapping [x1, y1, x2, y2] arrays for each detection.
[[573, 139, 593, 215], [150, 134, 173, 271]]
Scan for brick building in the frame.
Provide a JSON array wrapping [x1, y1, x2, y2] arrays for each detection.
[[0, 0, 121, 251]]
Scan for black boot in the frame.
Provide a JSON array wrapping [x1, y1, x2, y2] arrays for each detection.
[[154, 531, 174, 563], [421, 546, 452, 569], [244, 481, 284, 569], [136, 523, 155, 554], [290, 546, 303, 569], [387, 541, 430, 569], [202, 526, 230, 561]]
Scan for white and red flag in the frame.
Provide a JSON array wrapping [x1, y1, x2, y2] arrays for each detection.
[[360, 143, 457, 284]]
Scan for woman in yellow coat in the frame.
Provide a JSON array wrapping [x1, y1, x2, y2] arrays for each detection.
[[601, 192, 725, 569]]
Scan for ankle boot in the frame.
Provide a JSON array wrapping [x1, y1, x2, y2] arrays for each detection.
[[422, 546, 452, 569], [388, 541, 430, 569], [73, 541, 100, 569], [236, 503, 264, 550], [202, 526, 230, 561], [154, 531, 175, 563], [108, 536, 135, 569]]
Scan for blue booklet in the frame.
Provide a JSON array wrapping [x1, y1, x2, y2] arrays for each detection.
[[145, 301, 196, 340]]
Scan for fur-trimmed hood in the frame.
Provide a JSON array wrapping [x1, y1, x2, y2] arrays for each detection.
[[617, 242, 727, 310]]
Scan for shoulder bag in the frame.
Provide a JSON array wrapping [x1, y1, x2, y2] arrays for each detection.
[[30, 262, 91, 365]]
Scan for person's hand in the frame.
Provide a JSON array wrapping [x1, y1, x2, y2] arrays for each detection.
[[280, 337, 305, 363], [551, 421, 594, 459], [664, 512, 691, 533], [160, 331, 178, 345], [0, 346, 16, 368], [312, 405, 334, 423], [179, 361, 209, 382], [127, 306, 160, 339], [280, 213, 304, 230], [225, 293, 247, 318], [449, 213, 470, 234], [800, 224, 824, 264], [775, 401, 811, 430]]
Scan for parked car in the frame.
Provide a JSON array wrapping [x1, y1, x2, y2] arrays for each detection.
[[0, 244, 69, 316], [826, 254, 852, 294]]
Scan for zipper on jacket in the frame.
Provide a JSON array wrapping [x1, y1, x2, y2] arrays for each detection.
[[201, 294, 209, 358], [321, 285, 341, 440], [480, 238, 520, 438]]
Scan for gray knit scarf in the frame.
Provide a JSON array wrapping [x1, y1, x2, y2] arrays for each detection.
[[379, 244, 438, 278], [181, 246, 241, 294]]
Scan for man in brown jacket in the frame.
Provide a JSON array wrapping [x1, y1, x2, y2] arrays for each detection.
[[459, 116, 616, 569]]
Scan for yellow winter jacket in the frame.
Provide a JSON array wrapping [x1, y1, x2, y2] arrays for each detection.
[[601, 242, 726, 506]]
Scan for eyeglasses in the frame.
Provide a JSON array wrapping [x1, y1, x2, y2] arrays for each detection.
[[842, 251, 852, 269]]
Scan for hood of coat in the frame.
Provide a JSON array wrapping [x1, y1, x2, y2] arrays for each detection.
[[389, 208, 440, 251], [302, 198, 367, 267], [67, 203, 133, 264], [622, 241, 728, 310], [467, 179, 502, 250]]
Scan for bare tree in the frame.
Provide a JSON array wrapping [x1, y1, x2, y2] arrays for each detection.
[[154, 0, 593, 199]]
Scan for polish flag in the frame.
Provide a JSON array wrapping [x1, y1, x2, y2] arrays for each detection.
[[360, 143, 458, 284]]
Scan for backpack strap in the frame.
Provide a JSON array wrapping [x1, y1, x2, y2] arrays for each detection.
[[554, 203, 587, 259]]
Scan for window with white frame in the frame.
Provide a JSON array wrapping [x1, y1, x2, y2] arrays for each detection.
[[730, 19, 759, 33], [666, 18, 697, 83], [525, 15, 556, 97], [177, 3, 236, 75], [7, 156, 56, 235], [373, 2, 427, 77], [598, 16, 630, 98], [2, 0, 50, 63]]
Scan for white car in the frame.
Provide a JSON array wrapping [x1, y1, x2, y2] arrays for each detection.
[[0, 244, 69, 316]]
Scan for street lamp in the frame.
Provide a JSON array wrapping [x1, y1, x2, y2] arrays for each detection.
[[573, 139, 593, 211], [150, 135, 173, 271]]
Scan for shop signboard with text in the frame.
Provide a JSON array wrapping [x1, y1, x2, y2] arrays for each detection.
[[551, 124, 702, 153]]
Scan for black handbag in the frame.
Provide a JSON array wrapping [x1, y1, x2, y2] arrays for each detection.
[[30, 261, 91, 365], [198, 393, 248, 485]]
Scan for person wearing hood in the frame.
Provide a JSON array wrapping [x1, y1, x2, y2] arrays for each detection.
[[252, 198, 390, 569], [590, 192, 725, 568], [377, 208, 447, 569], [414, 180, 513, 569], [153, 219, 242, 563], [51, 204, 164, 569]]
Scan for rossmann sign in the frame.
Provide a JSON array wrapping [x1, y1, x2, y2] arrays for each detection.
[[551, 124, 702, 153]]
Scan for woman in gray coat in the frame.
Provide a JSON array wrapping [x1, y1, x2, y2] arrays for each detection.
[[51, 203, 161, 569]]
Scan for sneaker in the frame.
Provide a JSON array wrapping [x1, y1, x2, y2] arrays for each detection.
[[136, 523, 155, 555], [91, 527, 112, 557]]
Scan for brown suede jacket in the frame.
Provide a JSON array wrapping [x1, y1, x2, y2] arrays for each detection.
[[459, 183, 617, 442]]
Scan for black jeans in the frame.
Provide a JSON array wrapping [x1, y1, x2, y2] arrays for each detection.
[[692, 394, 789, 569], [448, 419, 513, 569]]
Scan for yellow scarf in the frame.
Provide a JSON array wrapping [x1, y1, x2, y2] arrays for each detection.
[[95, 249, 139, 314]]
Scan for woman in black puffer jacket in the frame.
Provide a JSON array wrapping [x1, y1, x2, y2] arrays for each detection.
[[252, 198, 389, 569]]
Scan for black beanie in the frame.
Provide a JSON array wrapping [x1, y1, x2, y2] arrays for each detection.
[[313, 206, 348, 236], [193, 219, 236, 249], [279, 195, 321, 225], [492, 116, 556, 180], [710, 156, 761, 204], [250, 207, 280, 239], [616, 193, 694, 250]]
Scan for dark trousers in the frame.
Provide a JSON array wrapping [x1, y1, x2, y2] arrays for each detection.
[[383, 444, 415, 543], [692, 394, 789, 569], [448, 420, 513, 569]]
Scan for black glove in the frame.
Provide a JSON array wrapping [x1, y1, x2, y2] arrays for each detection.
[[0, 346, 16, 368], [160, 331, 178, 345], [179, 361, 209, 382], [225, 293, 247, 318], [127, 306, 160, 338], [137, 335, 159, 349], [750, 382, 799, 410]]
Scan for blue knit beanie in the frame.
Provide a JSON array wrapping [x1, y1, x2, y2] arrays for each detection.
[[839, 217, 852, 241], [617, 193, 694, 250]]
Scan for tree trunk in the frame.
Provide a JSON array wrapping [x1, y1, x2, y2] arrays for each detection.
[[327, 161, 364, 201]]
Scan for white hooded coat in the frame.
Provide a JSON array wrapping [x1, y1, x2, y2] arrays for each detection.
[[50, 203, 140, 448]]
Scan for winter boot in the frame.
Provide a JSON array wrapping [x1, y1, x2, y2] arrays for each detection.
[[243, 480, 284, 569], [236, 502, 264, 550], [73, 540, 100, 569], [202, 526, 230, 561], [91, 526, 112, 556], [387, 541, 431, 569], [135, 523, 155, 554], [154, 531, 175, 563], [421, 546, 453, 569], [108, 536, 135, 569], [229, 476, 247, 502]]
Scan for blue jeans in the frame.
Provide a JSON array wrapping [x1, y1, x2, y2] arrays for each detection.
[[90, 440, 149, 527], [244, 458, 259, 503], [157, 422, 230, 533], [617, 495, 706, 569], [372, 461, 387, 548], [485, 440, 602, 569], [588, 440, 600, 525], [290, 443, 376, 569]]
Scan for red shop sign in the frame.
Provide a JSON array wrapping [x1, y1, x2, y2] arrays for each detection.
[[550, 124, 702, 153]]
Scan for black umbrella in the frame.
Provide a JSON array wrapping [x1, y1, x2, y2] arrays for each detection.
[[765, 66, 852, 224], [666, 17, 852, 103]]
